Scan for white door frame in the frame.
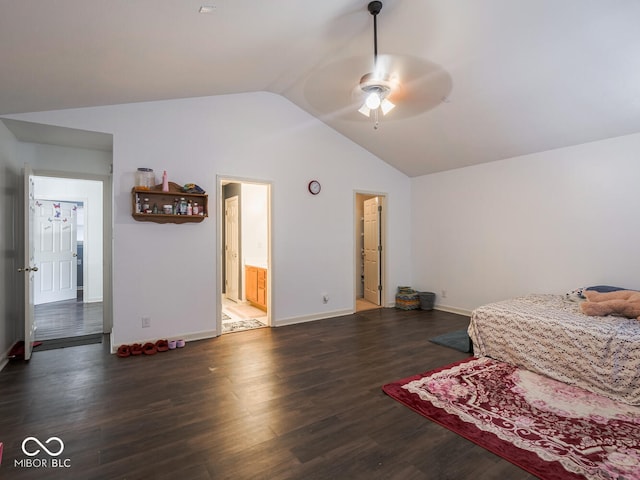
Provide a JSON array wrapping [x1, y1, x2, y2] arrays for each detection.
[[354, 191, 387, 310], [217, 176, 272, 335], [30, 170, 113, 334]]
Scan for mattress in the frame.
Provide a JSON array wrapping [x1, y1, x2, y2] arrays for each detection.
[[468, 294, 640, 405]]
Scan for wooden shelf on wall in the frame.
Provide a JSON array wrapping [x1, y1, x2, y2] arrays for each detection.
[[132, 182, 208, 224]]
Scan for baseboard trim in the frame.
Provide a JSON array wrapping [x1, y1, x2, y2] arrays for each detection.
[[434, 304, 472, 317], [0, 355, 8, 373], [386, 302, 471, 317], [0, 340, 19, 371], [106, 305, 470, 354], [275, 309, 353, 327]]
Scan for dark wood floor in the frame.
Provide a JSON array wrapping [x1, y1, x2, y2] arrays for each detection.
[[0, 308, 537, 479], [34, 296, 103, 341]]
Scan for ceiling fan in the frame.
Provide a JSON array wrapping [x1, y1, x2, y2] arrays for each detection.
[[357, 1, 396, 128], [302, 1, 452, 125]]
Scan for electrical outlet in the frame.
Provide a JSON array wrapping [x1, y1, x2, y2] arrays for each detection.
[[142, 317, 151, 328], [441, 289, 447, 299], [322, 294, 329, 304]]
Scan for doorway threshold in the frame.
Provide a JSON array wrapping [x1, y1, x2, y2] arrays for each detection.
[[356, 297, 383, 312], [35, 334, 103, 352]]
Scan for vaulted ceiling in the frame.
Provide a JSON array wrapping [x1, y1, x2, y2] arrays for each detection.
[[2, 0, 639, 176]]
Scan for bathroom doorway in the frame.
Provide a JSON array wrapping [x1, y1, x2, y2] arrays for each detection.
[[355, 192, 386, 312], [219, 178, 271, 334]]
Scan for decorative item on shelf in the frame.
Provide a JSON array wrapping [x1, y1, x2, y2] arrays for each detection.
[[179, 197, 187, 215], [183, 183, 205, 194], [162, 170, 169, 192], [136, 168, 155, 190]]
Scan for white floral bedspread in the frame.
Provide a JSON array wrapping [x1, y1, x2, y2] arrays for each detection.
[[468, 294, 640, 405]]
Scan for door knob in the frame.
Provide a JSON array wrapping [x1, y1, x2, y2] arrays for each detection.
[[73, 253, 77, 257], [18, 266, 38, 272]]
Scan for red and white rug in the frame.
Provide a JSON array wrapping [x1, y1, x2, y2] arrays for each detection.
[[383, 357, 640, 480]]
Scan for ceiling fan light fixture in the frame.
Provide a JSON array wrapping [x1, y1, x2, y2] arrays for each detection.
[[358, 73, 393, 117], [365, 92, 382, 110], [380, 97, 395, 115], [358, 104, 371, 117]]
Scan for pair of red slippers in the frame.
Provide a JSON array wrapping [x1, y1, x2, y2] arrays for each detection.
[[117, 338, 184, 358]]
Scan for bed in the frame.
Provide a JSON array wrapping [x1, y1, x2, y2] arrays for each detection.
[[468, 293, 640, 405]]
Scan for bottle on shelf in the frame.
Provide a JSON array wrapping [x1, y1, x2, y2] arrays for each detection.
[[162, 170, 169, 192], [187, 200, 193, 216]]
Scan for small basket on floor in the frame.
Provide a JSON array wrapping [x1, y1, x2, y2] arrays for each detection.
[[395, 286, 420, 310]]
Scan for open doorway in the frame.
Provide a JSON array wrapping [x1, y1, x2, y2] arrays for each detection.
[[355, 192, 386, 312], [31, 176, 106, 346], [219, 178, 271, 334]]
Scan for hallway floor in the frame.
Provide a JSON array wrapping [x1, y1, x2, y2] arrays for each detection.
[[34, 295, 103, 341]]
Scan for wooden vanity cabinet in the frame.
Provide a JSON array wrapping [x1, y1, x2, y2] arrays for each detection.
[[245, 265, 267, 311]]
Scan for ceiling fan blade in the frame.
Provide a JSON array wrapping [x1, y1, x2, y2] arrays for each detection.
[[303, 53, 452, 121]]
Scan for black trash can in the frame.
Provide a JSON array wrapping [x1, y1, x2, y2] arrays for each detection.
[[418, 292, 435, 310]]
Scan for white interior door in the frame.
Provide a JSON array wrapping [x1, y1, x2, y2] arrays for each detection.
[[225, 196, 239, 302], [22, 165, 36, 360], [33, 200, 78, 305], [363, 197, 381, 305]]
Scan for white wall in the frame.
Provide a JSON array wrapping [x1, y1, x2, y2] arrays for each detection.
[[9, 92, 413, 347], [411, 132, 640, 313], [18, 142, 111, 176], [32, 176, 104, 302], [0, 121, 24, 366], [8, 92, 640, 345], [241, 183, 268, 269]]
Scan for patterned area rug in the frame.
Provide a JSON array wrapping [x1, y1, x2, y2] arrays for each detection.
[[383, 357, 640, 480], [222, 318, 266, 333]]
